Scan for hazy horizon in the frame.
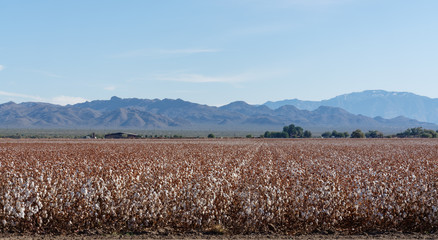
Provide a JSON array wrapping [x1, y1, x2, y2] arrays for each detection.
[[1, 89, 436, 108]]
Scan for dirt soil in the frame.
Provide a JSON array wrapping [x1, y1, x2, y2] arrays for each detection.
[[1, 232, 438, 240]]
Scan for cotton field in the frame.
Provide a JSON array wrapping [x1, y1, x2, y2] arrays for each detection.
[[0, 138, 437, 234]]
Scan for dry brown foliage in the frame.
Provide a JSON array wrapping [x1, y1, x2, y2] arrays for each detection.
[[0, 138, 437, 234]]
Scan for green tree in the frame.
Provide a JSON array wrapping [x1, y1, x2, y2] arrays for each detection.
[[264, 131, 288, 138], [266, 123, 310, 138], [303, 130, 312, 138], [295, 126, 304, 138], [424, 129, 437, 138], [396, 127, 438, 138], [207, 133, 215, 138], [273, 131, 288, 138], [321, 131, 331, 138], [351, 129, 365, 138], [420, 132, 433, 138], [284, 124, 304, 138], [365, 130, 384, 138], [331, 130, 345, 138]]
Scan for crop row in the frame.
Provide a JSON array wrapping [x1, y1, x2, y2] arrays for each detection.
[[0, 139, 437, 234]]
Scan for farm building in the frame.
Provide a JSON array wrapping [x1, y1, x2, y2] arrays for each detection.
[[104, 132, 140, 139]]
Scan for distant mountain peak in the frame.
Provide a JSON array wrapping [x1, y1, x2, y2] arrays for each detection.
[[225, 101, 250, 106], [314, 105, 348, 113], [1, 92, 437, 132], [264, 90, 438, 124], [220, 101, 251, 110], [110, 96, 122, 101], [0, 101, 17, 107]]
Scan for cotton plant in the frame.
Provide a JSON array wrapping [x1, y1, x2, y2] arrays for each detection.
[[0, 139, 437, 234]]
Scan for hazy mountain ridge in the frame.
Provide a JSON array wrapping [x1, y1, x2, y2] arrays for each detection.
[[264, 90, 438, 124], [1, 94, 437, 132]]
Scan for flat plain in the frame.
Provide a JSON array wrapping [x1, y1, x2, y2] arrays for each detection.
[[0, 138, 437, 239]]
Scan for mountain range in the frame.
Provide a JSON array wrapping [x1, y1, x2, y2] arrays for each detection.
[[264, 90, 438, 124], [1, 91, 437, 133]]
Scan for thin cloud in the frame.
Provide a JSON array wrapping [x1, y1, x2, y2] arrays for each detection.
[[155, 68, 290, 84], [0, 90, 43, 102], [32, 70, 63, 78], [50, 96, 87, 106], [113, 48, 220, 58], [155, 73, 250, 83], [104, 86, 116, 91], [0, 91, 86, 105], [0, 65, 4, 71]]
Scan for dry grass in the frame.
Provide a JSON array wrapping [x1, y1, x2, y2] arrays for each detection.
[[0, 138, 437, 234]]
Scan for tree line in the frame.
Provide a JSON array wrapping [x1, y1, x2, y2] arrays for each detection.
[[323, 127, 438, 138], [322, 128, 438, 138], [264, 124, 312, 138], [395, 127, 438, 138], [263, 125, 438, 139]]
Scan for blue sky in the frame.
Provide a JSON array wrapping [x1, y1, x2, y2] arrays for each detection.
[[1, 0, 438, 106]]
